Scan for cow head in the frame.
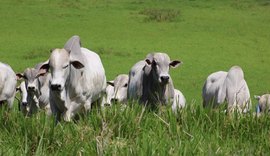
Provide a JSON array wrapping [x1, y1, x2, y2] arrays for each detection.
[[16, 68, 40, 94], [108, 74, 129, 103], [144, 53, 181, 85], [37, 48, 84, 92], [37, 36, 84, 92]]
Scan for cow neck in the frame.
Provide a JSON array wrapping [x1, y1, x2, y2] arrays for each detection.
[[142, 68, 167, 105], [65, 63, 81, 99]]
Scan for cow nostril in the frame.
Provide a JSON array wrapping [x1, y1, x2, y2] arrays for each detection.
[[160, 76, 169, 83], [51, 84, 62, 91], [28, 86, 35, 91], [111, 98, 118, 103]]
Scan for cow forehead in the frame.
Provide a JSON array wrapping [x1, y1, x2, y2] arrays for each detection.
[[24, 68, 38, 80], [148, 53, 171, 64], [114, 75, 129, 86], [50, 49, 70, 66]]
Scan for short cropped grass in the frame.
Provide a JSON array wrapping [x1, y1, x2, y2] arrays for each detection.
[[0, 0, 270, 155]]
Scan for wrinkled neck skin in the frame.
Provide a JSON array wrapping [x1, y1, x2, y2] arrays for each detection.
[[141, 67, 167, 105]]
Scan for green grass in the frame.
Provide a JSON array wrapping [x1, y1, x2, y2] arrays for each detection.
[[0, 0, 270, 155]]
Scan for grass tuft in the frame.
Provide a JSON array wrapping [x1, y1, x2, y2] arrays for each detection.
[[139, 8, 180, 22]]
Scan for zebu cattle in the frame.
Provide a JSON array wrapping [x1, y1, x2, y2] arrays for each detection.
[[219, 66, 251, 113], [202, 71, 227, 107], [127, 53, 181, 106], [16, 63, 52, 115], [172, 89, 186, 113], [0, 62, 17, 108], [254, 94, 270, 114], [37, 35, 106, 121], [202, 66, 251, 113], [106, 74, 129, 105]]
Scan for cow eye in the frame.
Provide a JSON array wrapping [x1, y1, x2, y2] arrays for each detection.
[[124, 83, 128, 87], [63, 64, 69, 69]]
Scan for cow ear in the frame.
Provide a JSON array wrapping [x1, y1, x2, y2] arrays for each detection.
[[254, 95, 261, 100], [50, 48, 55, 53], [107, 81, 114, 86], [145, 59, 152, 65], [71, 60, 84, 69], [36, 63, 50, 78], [16, 73, 25, 80], [170, 60, 182, 68]]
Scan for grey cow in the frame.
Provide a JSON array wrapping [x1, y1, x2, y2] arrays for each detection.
[[37, 35, 106, 122], [127, 53, 181, 106], [254, 94, 270, 115], [0, 62, 17, 108], [202, 66, 251, 113], [202, 71, 227, 108], [16, 62, 52, 116], [105, 74, 129, 105], [219, 66, 251, 113]]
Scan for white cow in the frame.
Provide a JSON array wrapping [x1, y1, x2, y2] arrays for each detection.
[[16, 63, 52, 116], [0, 62, 17, 108], [172, 89, 186, 113], [127, 53, 181, 106], [202, 66, 251, 113], [254, 94, 270, 114], [202, 71, 227, 107], [219, 66, 251, 113], [37, 35, 106, 121], [106, 74, 129, 105]]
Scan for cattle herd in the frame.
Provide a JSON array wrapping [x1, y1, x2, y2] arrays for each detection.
[[0, 35, 268, 122]]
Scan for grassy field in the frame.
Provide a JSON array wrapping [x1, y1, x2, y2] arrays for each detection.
[[0, 0, 270, 155]]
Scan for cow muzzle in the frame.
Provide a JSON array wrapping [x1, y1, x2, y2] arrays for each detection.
[[50, 84, 62, 91], [160, 76, 170, 84], [22, 102, 28, 106], [111, 98, 118, 103], [27, 86, 36, 91]]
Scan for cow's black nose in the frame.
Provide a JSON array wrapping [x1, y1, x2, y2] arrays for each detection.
[[51, 84, 62, 91], [28, 86, 35, 91], [22, 102, 28, 106], [111, 98, 118, 103], [160, 76, 169, 83]]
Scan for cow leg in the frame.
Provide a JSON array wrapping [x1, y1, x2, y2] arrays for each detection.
[[63, 108, 74, 122], [84, 100, 92, 112], [6, 97, 15, 109]]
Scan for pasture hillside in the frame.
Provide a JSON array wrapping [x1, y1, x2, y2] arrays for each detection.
[[0, 0, 270, 155]]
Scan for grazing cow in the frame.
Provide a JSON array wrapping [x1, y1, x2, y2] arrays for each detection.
[[254, 94, 270, 114], [0, 62, 17, 108], [219, 66, 251, 113], [202, 66, 251, 113], [37, 35, 106, 121], [106, 74, 129, 105], [127, 53, 181, 106], [202, 71, 227, 107], [16, 62, 52, 115], [172, 89, 186, 113]]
